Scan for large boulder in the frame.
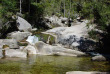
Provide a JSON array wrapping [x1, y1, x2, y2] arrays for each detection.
[[91, 55, 107, 61], [44, 20, 96, 52], [5, 49, 26, 58], [0, 39, 19, 49], [16, 16, 32, 32], [35, 41, 86, 56], [7, 31, 32, 41]]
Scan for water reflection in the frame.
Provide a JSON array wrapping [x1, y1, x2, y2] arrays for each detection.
[[0, 55, 110, 74]]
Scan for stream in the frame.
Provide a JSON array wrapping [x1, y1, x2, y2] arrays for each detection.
[[0, 55, 110, 74]]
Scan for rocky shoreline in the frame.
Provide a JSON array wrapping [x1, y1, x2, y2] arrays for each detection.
[[0, 15, 110, 62]]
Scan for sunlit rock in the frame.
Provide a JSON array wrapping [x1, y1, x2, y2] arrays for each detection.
[[0, 39, 19, 49], [5, 49, 26, 58], [44, 20, 96, 52], [92, 55, 107, 61], [16, 16, 32, 32], [22, 45, 38, 55], [35, 41, 86, 56], [7, 31, 32, 41]]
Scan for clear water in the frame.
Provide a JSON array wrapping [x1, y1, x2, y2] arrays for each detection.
[[0, 55, 110, 74]]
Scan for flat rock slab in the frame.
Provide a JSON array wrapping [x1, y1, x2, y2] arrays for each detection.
[[7, 31, 32, 41], [5, 49, 26, 58], [35, 41, 86, 56], [66, 71, 109, 74], [0, 39, 19, 49]]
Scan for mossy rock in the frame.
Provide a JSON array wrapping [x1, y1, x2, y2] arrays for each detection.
[[18, 42, 28, 46], [2, 45, 9, 49], [33, 32, 55, 44]]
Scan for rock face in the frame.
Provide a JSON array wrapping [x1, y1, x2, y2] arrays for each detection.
[[0, 50, 3, 58], [45, 15, 68, 27], [23, 45, 38, 55], [92, 55, 107, 61], [7, 31, 32, 41], [66, 71, 109, 74], [0, 39, 19, 49], [35, 41, 86, 56], [44, 20, 96, 52], [5, 49, 26, 58], [16, 16, 32, 32]]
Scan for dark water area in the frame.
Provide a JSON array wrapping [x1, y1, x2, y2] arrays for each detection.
[[0, 55, 110, 74]]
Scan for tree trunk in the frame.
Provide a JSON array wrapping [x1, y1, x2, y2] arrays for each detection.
[[64, 0, 65, 17], [20, 0, 22, 13], [69, 0, 71, 18]]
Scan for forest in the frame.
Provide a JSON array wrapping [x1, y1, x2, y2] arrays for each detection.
[[0, 0, 110, 53]]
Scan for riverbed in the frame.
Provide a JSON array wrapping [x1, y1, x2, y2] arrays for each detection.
[[0, 55, 110, 74]]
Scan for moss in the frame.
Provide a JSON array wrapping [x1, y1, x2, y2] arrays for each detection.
[[2, 45, 9, 49], [33, 31, 55, 44], [18, 42, 28, 46]]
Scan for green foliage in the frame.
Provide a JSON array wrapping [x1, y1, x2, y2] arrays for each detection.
[[1, 0, 17, 16], [33, 31, 55, 44], [79, 0, 110, 31], [0, 0, 18, 24], [18, 42, 28, 46], [88, 30, 99, 41]]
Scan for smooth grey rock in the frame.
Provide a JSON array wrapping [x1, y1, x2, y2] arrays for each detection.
[[35, 41, 86, 56], [31, 28, 37, 32], [45, 20, 96, 52], [22, 45, 38, 55], [66, 71, 109, 74], [0, 39, 19, 49], [5, 49, 26, 58], [16, 16, 32, 32], [92, 55, 107, 61], [0, 49, 3, 58], [7, 31, 32, 41]]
